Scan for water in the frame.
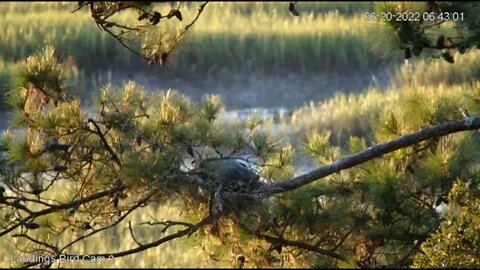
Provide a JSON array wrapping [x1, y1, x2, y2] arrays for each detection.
[[218, 107, 293, 122]]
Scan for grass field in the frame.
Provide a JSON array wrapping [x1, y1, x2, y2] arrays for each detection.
[[291, 49, 480, 144], [0, 2, 379, 74]]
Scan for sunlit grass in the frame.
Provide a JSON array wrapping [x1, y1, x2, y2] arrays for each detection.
[[393, 50, 480, 87], [0, 2, 378, 73], [287, 82, 478, 147]]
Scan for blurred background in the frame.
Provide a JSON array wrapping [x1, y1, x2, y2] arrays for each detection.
[[1, 2, 479, 267]]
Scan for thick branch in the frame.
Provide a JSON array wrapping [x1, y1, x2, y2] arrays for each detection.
[[269, 117, 480, 194]]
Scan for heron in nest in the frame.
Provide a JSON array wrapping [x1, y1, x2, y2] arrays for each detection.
[[191, 158, 267, 216], [198, 158, 262, 192]]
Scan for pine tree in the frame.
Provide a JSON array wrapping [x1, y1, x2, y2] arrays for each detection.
[[1, 2, 480, 268]]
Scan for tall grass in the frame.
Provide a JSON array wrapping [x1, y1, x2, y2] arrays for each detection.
[[393, 50, 480, 87], [0, 2, 373, 15], [0, 2, 74, 14], [0, 59, 23, 110], [180, 8, 377, 73], [0, 10, 137, 71], [288, 82, 478, 147], [289, 89, 400, 146], [183, 2, 373, 16], [0, 2, 379, 74]]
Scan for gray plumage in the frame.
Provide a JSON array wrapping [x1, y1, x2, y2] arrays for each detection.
[[199, 159, 260, 191]]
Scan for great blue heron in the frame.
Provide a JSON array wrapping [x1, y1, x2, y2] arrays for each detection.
[[195, 158, 264, 217], [197, 158, 261, 192]]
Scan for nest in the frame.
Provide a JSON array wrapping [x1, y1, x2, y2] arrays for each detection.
[[193, 158, 269, 216], [209, 179, 271, 218]]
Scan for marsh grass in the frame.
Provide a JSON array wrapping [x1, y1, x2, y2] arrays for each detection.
[[0, 2, 378, 74], [288, 82, 479, 148], [394, 50, 480, 87]]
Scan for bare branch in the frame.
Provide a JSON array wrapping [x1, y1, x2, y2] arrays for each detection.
[[184, 2, 209, 33], [59, 188, 157, 253], [0, 184, 125, 237], [86, 119, 121, 166], [139, 220, 193, 229], [21, 214, 216, 268], [160, 1, 209, 65], [100, 25, 149, 61], [71, 1, 89, 13], [12, 233, 60, 254], [87, 214, 213, 258], [128, 221, 144, 247]]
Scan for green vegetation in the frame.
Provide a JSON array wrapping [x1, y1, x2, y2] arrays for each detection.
[[0, 1, 381, 111], [289, 53, 480, 147], [412, 179, 480, 267]]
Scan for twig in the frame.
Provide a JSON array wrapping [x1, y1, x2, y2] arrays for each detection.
[[184, 2, 209, 32], [421, 20, 446, 29], [128, 221, 144, 247], [95, 17, 138, 31], [258, 233, 348, 262], [20, 214, 216, 268], [166, 1, 209, 55], [140, 220, 193, 228], [0, 185, 124, 238], [71, 1, 89, 13], [59, 189, 157, 253], [12, 233, 60, 254], [86, 119, 121, 166], [101, 25, 149, 61]]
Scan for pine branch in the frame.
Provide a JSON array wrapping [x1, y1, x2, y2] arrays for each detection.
[[268, 117, 480, 195]]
